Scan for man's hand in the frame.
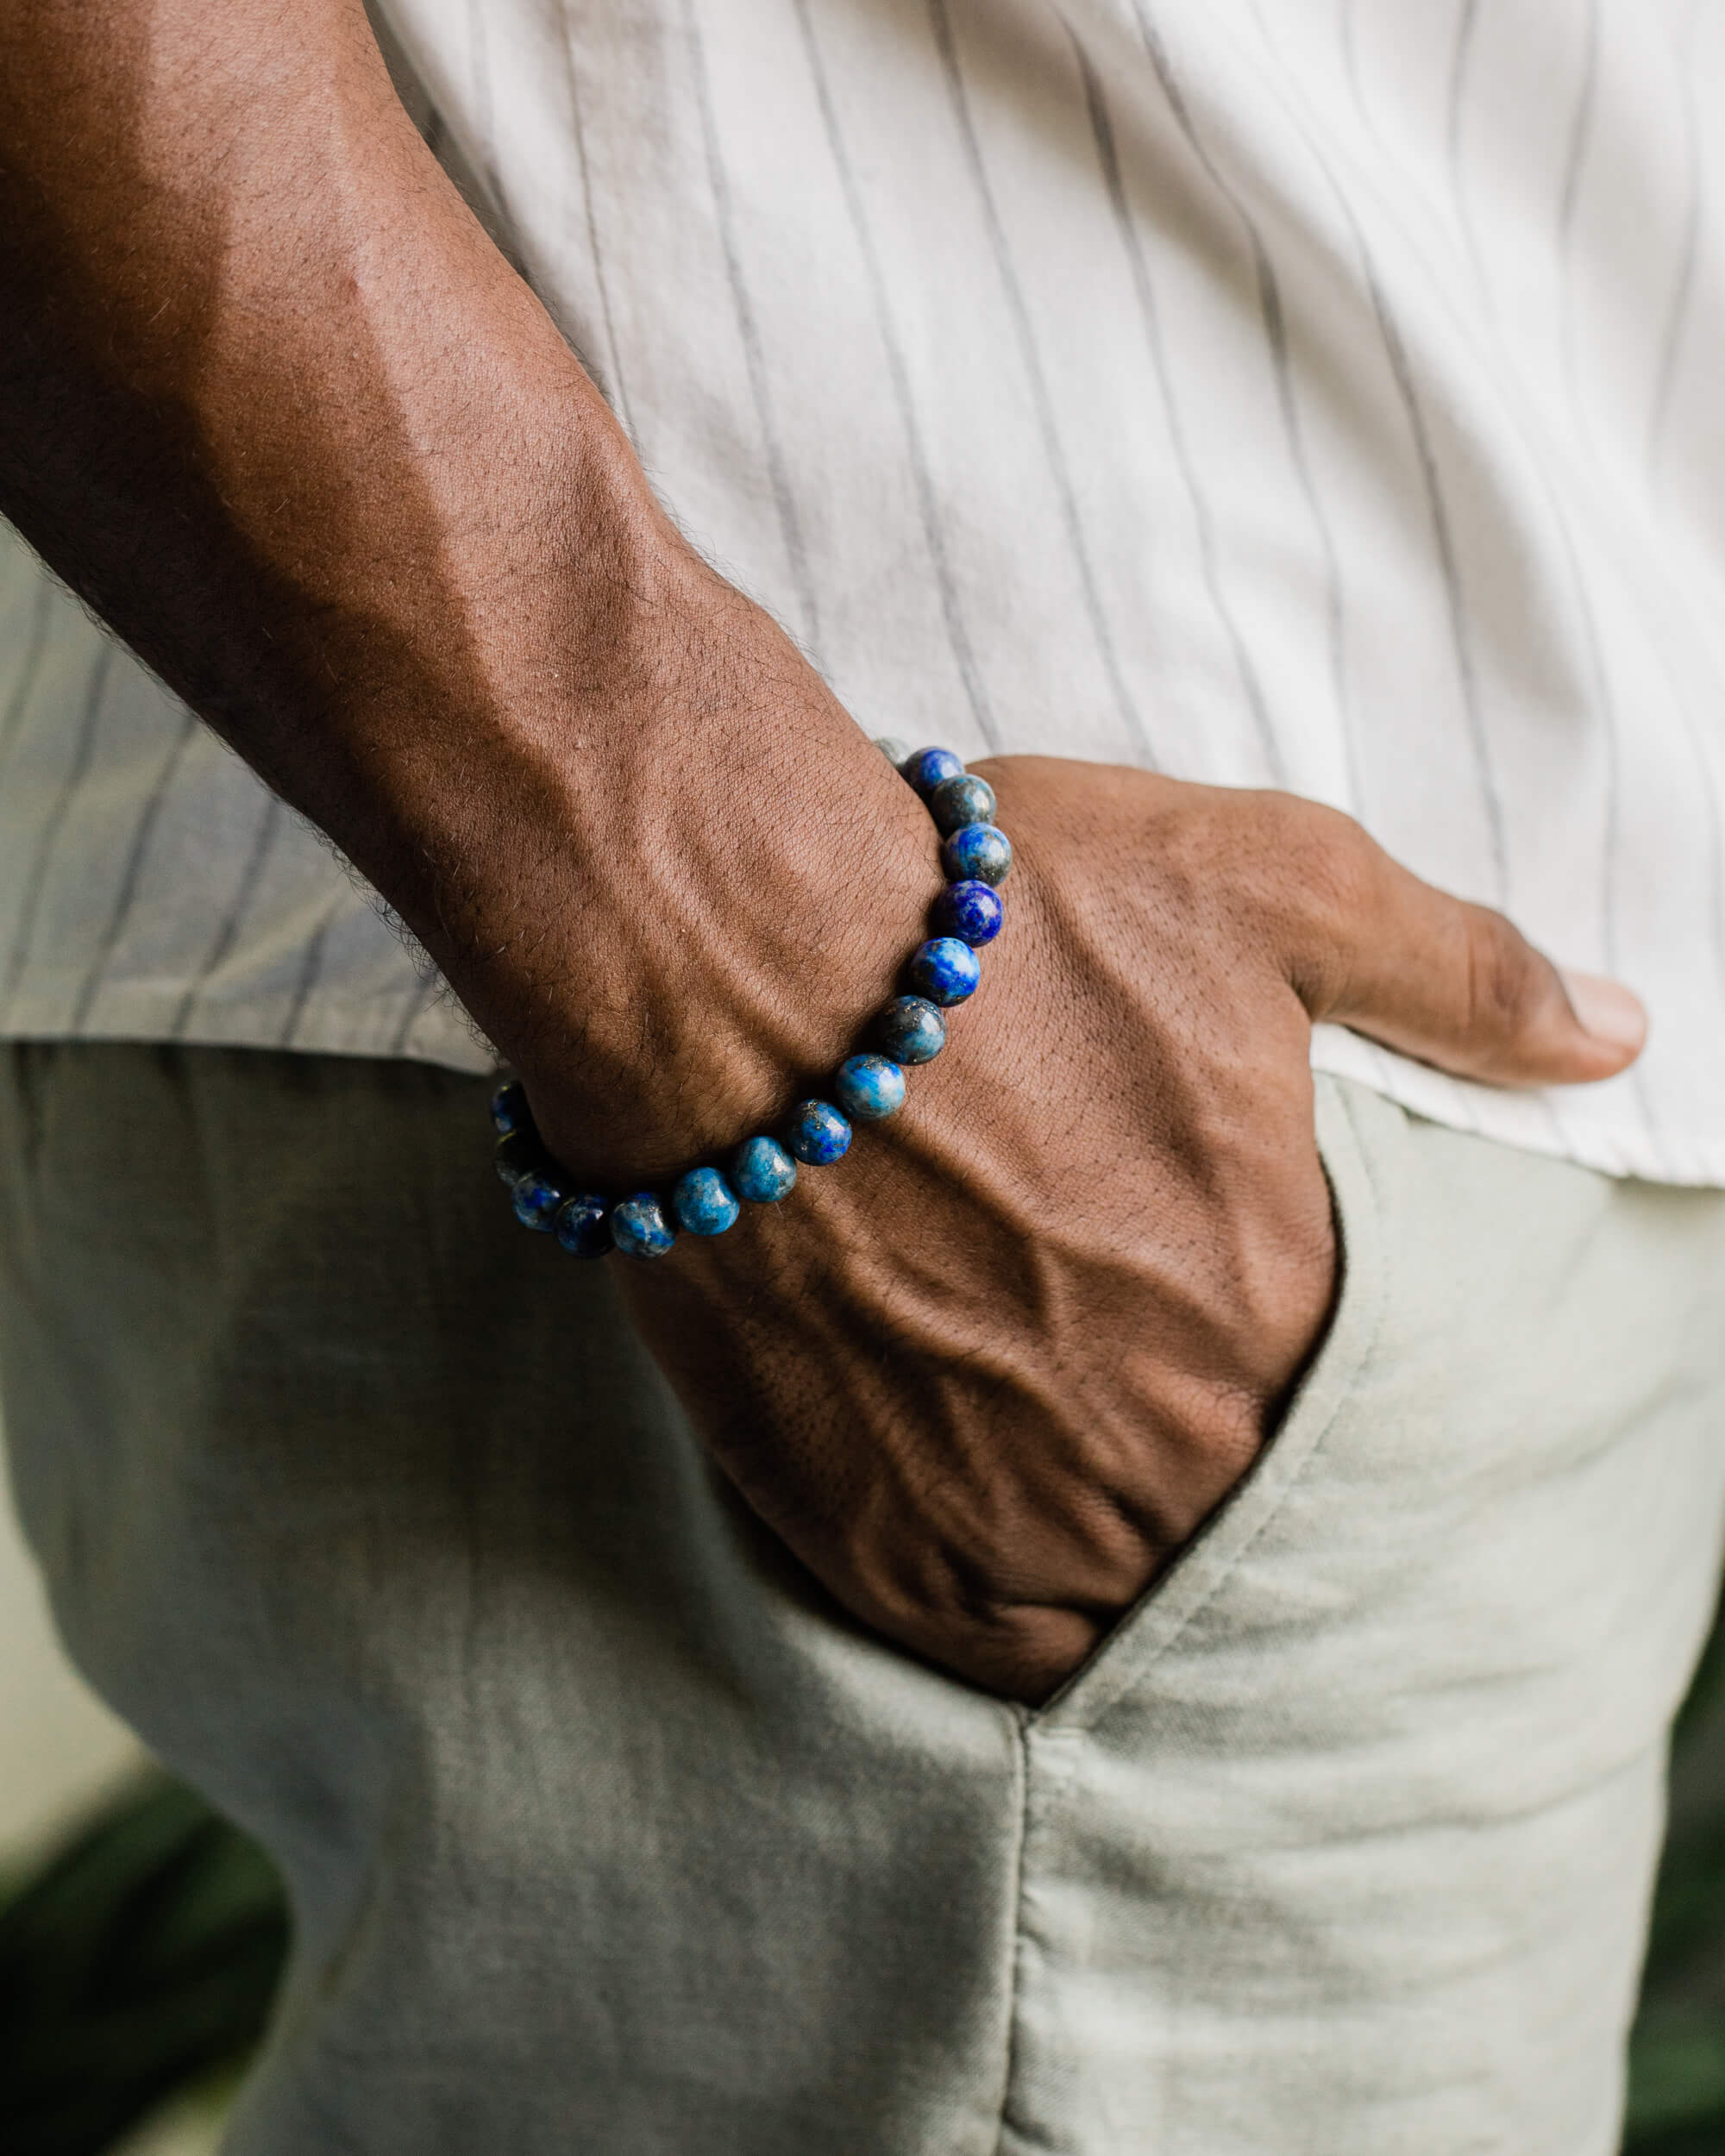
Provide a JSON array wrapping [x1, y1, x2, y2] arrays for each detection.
[[583, 752, 1642, 1702], [0, 0, 1643, 1705]]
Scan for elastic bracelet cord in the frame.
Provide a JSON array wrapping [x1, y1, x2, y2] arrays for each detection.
[[489, 740, 1010, 1259]]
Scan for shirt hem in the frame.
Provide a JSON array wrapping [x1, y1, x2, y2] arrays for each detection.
[[2, 996, 1721, 1188], [0, 982, 499, 1080]]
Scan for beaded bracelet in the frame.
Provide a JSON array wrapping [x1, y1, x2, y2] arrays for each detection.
[[489, 741, 1010, 1259]]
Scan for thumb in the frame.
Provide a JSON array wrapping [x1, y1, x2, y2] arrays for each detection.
[[1289, 826, 1646, 1088]]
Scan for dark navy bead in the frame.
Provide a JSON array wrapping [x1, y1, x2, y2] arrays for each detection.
[[927, 773, 996, 836], [512, 1166, 568, 1232], [732, 1135, 799, 1203], [784, 1100, 852, 1165], [932, 879, 1003, 946], [495, 1129, 543, 1186], [941, 822, 1013, 887], [554, 1192, 612, 1259], [902, 746, 966, 798], [611, 1192, 677, 1258], [907, 936, 982, 1006], [876, 995, 947, 1064], [834, 1054, 906, 1122], [673, 1166, 741, 1237], [490, 1077, 532, 1138]]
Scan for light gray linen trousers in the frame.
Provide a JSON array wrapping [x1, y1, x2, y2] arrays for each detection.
[[3, 1041, 1724, 2153]]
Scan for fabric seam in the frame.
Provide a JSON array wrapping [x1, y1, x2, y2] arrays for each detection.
[[988, 1706, 1035, 2156]]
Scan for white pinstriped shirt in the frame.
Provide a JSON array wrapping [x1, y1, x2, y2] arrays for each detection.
[[3, 0, 1724, 1181]]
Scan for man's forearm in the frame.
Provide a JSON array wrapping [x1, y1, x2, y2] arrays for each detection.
[[0, 0, 640, 862], [0, 0, 938, 1172]]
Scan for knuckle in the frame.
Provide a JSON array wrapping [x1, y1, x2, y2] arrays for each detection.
[[966, 1601, 1099, 1705], [1234, 795, 1377, 999], [1265, 796, 1375, 930], [1464, 908, 1541, 1040]]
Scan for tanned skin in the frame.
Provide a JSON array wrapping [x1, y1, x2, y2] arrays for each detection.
[[0, 0, 1644, 1699]]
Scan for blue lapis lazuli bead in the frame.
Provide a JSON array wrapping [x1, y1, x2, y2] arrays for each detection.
[[611, 1191, 677, 1258], [901, 746, 966, 798], [877, 995, 947, 1065], [490, 1077, 532, 1137], [512, 1166, 568, 1232], [932, 879, 1003, 946], [907, 937, 982, 1007], [494, 1129, 541, 1186], [927, 773, 996, 837], [784, 1100, 852, 1165], [732, 1135, 799, 1203], [673, 1166, 741, 1236], [942, 822, 1013, 887], [555, 1193, 612, 1259], [834, 1054, 906, 1122]]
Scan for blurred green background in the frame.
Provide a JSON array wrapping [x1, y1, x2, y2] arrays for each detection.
[[7, 1478, 1725, 2153]]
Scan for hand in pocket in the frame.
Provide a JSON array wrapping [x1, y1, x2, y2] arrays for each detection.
[[601, 756, 1642, 1702]]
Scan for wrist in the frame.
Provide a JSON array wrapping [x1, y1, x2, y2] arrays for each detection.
[[393, 551, 945, 1181]]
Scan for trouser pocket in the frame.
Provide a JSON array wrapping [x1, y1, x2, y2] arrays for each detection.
[[995, 1075, 1725, 2156]]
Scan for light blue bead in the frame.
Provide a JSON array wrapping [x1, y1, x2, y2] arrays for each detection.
[[673, 1166, 741, 1236], [784, 1100, 851, 1165], [941, 822, 1013, 887], [927, 773, 996, 837], [834, 1054, 906, 1122], [876, 995, 946, 1065], [902, 746, 966, 798], [611, 1191, 677, 1258], [555, 1193, 612, 1259], [512, 1166, 568, 1232], [931, 879, 1003, 946], [907, 936, 982, 1006], [732, 1135, 799, 1203]]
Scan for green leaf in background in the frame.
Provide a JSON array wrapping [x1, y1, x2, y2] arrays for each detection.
[[0, 1773, 287, 2156], [1626, 1581, 1725, 2153]]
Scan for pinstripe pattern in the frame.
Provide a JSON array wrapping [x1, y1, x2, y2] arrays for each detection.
[[1557, 0, 1600, 422], [67, 709, 199, 1031], [791, 0, 1000, 749], [1241, 0, 1509, 903], [1367, 0, 1646, 1157], [4, 642, 114, 1002], [169, 792, 284, 1039], [555, 18, 637, 441], [1130, 0, 1357, 805], [681, 0, 823, 657], [463, 0, 504, 210], [279, 894, 348, 1052], [4, 0, 1725, 1178], [1446, 0, 1489, 300], [1258, 0, 1690, 1165], [1648, 0, 1704, 482], [0, 578, 52, 767], [1432, 0, 1667, 1142], [1074, 34, 1270, 780], [1322, 221, 1502, 893], [924, 0, 1151, 762], [1336, 0, 1363, 115]]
